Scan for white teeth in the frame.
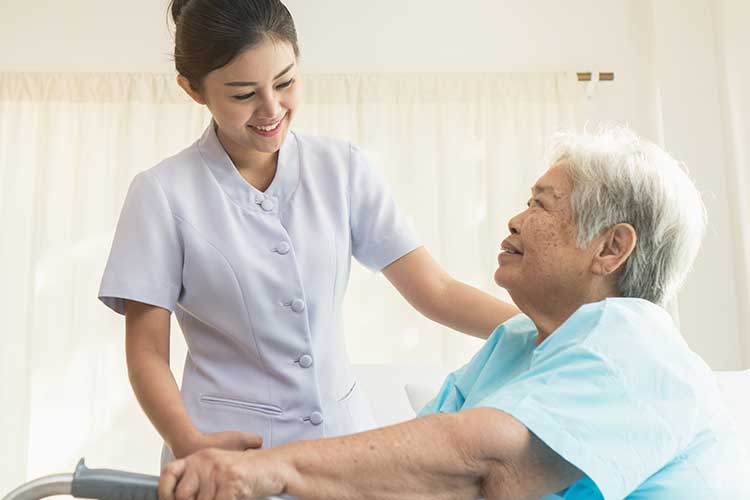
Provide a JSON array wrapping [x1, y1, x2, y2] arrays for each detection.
[[255, 123, 277, 131], [253, 118, 282, 131]]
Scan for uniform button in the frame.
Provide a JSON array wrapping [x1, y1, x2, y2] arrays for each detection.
[[255, 194, 266, 204], [298, 354, 313, 368], [291, 299, 306, 313], [261, 199, 275, 212], [309, 412, 323, 425], [276, 241, 290, 255]]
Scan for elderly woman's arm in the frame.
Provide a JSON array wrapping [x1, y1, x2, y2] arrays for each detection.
[[159, 408, 582, 500], [383, 248, 520, 339]]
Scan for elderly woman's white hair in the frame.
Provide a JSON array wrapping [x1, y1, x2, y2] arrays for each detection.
[[546, 127, 706, 305]]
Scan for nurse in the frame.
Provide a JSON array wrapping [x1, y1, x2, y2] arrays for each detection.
[[98, 0, 519, 463]]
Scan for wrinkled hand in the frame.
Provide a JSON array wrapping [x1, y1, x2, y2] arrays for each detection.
[[174, 431, 263, 459], [159, 448, 288, 500]]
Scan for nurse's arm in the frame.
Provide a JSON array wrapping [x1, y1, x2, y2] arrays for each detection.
[[125, 300, 206, 457], [383, 247, 519, 339], [126, 300, 263, 457], [159, 408, 582, 500]]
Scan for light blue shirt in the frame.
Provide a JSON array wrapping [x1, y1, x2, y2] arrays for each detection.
[[419, 298, 749, 499], [99, 122, 420, 457]]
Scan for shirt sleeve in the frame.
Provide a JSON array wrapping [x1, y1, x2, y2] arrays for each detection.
[[348, 143, 420, 271], [475, 346, 683, 500], [98, 171, 183, 315], [417, 368, 466, 417], [418, 324, 513, 416]]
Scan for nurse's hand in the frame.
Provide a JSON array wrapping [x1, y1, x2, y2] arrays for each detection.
[[174, 431, 264, 459], [159, 448, 287, 500]]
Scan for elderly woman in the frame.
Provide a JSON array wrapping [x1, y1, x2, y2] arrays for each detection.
[[158, 128, 749, 500]]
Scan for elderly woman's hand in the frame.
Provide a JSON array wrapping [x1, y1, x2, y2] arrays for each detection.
[[158, 448, 289, 500]]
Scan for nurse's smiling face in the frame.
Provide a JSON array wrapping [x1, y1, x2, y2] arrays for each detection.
[[179, 38, 301, 159]]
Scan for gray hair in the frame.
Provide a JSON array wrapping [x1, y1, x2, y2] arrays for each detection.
[[545, 127, 706, 305]]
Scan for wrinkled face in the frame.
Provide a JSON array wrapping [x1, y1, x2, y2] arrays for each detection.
[[494, 162, 597, 305], [200, 38, 301, 155]]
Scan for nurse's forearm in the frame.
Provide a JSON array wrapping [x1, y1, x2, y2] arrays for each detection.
[[127, 349, 201, 457], [431, 278, 519, 339], [278, 412, 489, 500], [125, 301, 203, 458], [384, 248, 518, 339]]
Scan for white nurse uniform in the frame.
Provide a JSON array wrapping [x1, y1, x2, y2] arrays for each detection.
[[99, 121, 419, 459]]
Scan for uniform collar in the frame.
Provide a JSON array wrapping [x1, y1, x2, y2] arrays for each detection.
[[196, 120, 300, 213]]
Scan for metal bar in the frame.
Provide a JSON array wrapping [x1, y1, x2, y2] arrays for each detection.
[[2, 474, 73, 500]]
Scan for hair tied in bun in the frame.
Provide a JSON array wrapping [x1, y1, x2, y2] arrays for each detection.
[[169, 0, 193, 25]]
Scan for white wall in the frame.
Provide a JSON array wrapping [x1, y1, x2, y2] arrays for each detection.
[[0, 0, 745, 368], [647, 0, 744, 369], [0, 1, 637, 73], [0, 0, 649, 130]]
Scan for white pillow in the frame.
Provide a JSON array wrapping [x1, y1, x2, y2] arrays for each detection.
[[404, 383, 440, 414]]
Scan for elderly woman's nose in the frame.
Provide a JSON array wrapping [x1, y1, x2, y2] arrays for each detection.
[[508, 213, 522, 235]]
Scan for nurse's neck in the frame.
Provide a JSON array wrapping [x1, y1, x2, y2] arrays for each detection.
[[216, 125, 278, 192]]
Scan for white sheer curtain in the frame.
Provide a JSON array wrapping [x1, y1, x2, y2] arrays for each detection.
[[0, 73, 212, 492], [714, 0, 750, 366], [295, 74, 583, 366], [0, 72, 582, 489]]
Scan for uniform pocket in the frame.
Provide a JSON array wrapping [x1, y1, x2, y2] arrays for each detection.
[[200, 395, 283, 416]]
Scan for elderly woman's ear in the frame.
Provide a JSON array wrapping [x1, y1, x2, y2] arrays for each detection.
[[591, 223, 637, 276]]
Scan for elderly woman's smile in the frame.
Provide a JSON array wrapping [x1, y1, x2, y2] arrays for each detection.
[[493, 162, 604, 329]]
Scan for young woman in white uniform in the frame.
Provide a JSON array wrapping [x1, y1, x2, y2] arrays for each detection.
[[99, 0, 519, 465]]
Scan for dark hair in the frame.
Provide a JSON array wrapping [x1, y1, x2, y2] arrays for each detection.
[[169, 0, 300, 92]]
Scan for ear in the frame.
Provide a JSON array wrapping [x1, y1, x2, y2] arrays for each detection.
[[590, 223, 637, 276], [177, 75, 206, 105]]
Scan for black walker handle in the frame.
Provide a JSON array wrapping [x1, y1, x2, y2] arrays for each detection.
[[71, 459, 159, 500]]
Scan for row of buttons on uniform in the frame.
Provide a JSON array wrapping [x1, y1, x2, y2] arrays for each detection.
[[301, 353, 320, 424], [261, 195, 305, 317], [255, 193, 321, 425], [300, 348, 319, 424]]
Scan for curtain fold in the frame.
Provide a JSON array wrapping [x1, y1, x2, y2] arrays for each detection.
[[713, 0, 750, 368], [1, 71, 583, 487]]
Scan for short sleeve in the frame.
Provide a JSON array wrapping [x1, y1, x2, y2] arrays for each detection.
[[348, 143, 420, 271], [98, 171, 183, 315], [475, 346, 683, 500], [417, 368, 466, 417]]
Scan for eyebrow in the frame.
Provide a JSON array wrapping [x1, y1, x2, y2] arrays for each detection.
[[531, 185, 555, 195], [224, 63, 295, 87]]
